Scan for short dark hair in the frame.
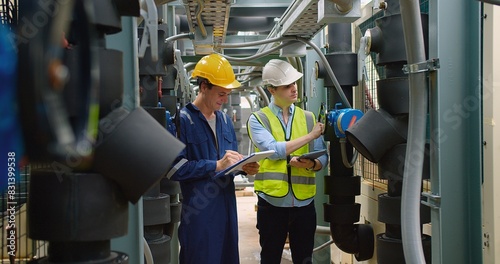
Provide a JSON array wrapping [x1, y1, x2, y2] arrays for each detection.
[[197, 77, 213, 89]]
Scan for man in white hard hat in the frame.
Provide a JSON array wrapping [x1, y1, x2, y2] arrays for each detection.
[[247, 59, 328, 264], [169, 53, 259, 264]]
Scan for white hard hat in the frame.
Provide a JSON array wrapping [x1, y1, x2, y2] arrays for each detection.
[[261, 59, 303, 87]]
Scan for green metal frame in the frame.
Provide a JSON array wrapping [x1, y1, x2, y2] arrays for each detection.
[[429, 0, 483, 263]]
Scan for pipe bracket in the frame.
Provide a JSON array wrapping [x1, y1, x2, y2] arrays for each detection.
[[421, 192, 441, 209], [402, 58, 440, 74]]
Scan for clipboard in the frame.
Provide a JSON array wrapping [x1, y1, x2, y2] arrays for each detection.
[[215, 150, 275, 177], [297, 149, 327, 160]]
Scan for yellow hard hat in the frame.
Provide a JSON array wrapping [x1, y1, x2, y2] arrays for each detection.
[[191, 53, 241, 89]]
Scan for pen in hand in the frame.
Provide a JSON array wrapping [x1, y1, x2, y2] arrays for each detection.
[[216, 150, 243, 171]]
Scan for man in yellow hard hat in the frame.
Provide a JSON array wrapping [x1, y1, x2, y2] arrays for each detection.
[[247, 59, 327, 264], [168, 53, 259, 264]]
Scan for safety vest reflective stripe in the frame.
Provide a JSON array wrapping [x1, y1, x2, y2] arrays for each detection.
[[255, 173, 315, 185], [255, 172, 286, 181], [181, 108, 228, 124], [166, 158, 188, 179], [291, 175, 315, 185], [180, 109, 194, 124]]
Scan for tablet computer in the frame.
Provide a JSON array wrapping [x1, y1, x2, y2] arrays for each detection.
[[215, 150, 275, 177], [297, 149, 327, 160]]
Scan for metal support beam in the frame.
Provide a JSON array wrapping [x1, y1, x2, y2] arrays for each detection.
[[482, 4, 500, 263], [428, 0, 483, 263]]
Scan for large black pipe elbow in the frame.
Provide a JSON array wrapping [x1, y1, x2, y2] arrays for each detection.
[[329, 223, 374, 261], [323, 202, 374, 261], [330, 224, 360, 253]]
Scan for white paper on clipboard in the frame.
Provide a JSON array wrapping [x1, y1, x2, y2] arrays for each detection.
[[215, 150, 275, 177]]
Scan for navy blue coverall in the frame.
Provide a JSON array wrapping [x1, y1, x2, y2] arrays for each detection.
[[170, 103, 240, 264]]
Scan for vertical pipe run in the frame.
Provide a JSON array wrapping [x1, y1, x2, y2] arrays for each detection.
[[328, 23, 352, 52], [399, 0, 428, 263], [324, 23, 373, 261]]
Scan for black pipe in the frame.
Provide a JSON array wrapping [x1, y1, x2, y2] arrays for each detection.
[[327, 23, 352, 53], [323, 23, 374, 261]]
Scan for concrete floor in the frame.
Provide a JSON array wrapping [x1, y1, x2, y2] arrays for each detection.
[[236, 188, 293, 264]]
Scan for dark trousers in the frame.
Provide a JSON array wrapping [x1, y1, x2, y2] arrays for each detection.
[[256, 197, 317, 264]]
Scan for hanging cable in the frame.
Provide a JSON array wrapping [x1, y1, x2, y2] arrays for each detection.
[[195, 0, 207, 38], [255, 85, 270, 106], [313, 239, 334, 252], [399, 0, 428, 263], [340, 138, 359, 168], [218, 41, 296, 62], [143, 237, 154, 264], [165, 32, 194, 43], [294, 56, 305, 108]]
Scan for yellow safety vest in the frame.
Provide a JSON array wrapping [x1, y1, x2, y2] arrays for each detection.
[[249, 106, 316, 200]]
